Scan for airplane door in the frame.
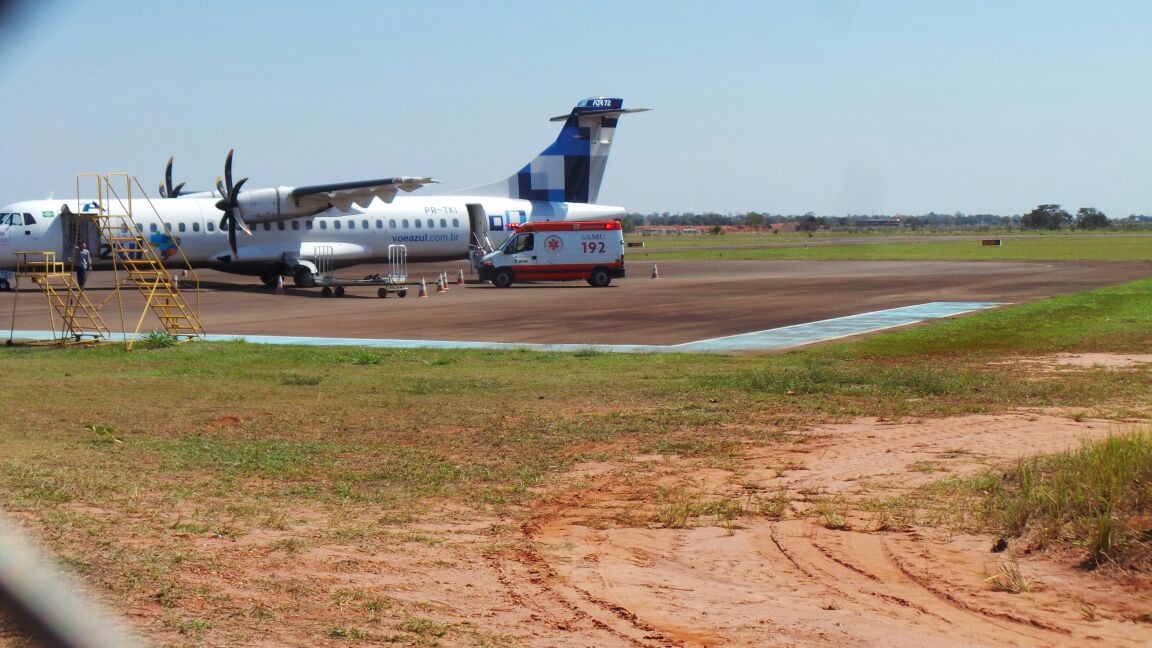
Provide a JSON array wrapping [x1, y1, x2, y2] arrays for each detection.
[[59, 205, 77, 258], [466, 203, 491, 251], [466, 203, 491, 269], [58, 205, 101, 262]]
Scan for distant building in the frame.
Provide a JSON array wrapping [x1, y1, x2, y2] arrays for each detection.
[[854, 218, 901, 228]]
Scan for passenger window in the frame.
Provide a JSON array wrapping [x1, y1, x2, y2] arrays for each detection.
[[320, 221, 328, 230], [363, 220, 370, 229], [440, 218, 447, 228], [207, 222, 215, 232], [389, 219, 396, 229], [291, 221, 300, 231], [178, 223, 186, 232], [192, 222, 200, 232], [426, 218, 433, 228], [149, 223, 158, 233], [262, 223, 271, 231], [414, 219, 421, 229], [452, 218, 459, 228], [347, 221, 354, 230], [277, 221, 285, 231], [334, 221, 342, 230], [306, 221, 314, 230], [402, 219, 409, 228]]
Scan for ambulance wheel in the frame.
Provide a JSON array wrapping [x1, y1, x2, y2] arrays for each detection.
[[493, 269, 514, 288], [321, 286, 333, 297], [589, 267, 612, 287], [0, 278, 9, 292], [378, 288, 388, 298], [335, 286, 345, 297]]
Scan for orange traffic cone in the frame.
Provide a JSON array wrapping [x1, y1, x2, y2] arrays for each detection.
[[275, 274, 284, 294], [651, 264, 660, 279], [440, 271, 449, 291], [435, 274, 445, 293], [418, 276, 428, 297], [456, 268, 464, 285]]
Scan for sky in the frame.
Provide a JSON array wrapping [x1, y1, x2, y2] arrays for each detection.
[[0, 1, 1148, 218]]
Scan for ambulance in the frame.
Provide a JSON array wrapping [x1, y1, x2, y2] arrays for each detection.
[[477, 220, 626, 288]]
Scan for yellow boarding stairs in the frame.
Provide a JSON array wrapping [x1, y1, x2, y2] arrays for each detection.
[[81, 173, 204, 345], [13, 251, 110, 342]]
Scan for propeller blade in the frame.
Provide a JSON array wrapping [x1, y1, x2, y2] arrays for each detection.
[[159, 183, 167, 198], [227, 220, 238, 258], [223, 149, 234, 194], [172, 182, 185, 197], [164, 156, 174, 196], [216, 176, 226, 199]]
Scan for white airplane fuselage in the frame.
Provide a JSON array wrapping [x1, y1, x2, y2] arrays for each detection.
[[0, 195, 624, 277]]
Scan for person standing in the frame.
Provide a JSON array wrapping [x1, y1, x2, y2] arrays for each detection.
[[75, 242, 92, 289]]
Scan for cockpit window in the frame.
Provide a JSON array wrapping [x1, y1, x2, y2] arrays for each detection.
[[0, 213, 35, 226]]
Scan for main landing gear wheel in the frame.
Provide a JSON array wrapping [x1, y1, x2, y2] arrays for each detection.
[[293, 267, 316, 288], [321, 286, 333, 298], [260, 267, 282, 286], [0, 278, 9, 291], [493, 269, 514, 288]]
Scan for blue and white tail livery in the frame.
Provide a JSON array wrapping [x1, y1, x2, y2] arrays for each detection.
[[463, 97, 649, 204], [0, 98, 648, 289]]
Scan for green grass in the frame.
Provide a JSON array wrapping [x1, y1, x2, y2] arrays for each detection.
[[918, 430, 1152, 569], [1, 275, 1151, 643], [625, 231, 1152, 261]]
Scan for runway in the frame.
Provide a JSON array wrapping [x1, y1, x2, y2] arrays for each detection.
[[2, 259, 1148, 354], [4, 301, 1004, 354]]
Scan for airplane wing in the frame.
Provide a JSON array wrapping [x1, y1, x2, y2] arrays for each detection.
[[290, 177, 439, 212]]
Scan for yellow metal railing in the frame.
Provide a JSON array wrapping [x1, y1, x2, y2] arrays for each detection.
[[74, 173, 204, 349], [7, 251, 110, 342]]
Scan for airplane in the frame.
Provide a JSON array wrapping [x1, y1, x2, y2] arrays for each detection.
[[0, 97, 648, 291]]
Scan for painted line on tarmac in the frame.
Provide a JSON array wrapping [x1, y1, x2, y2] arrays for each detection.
[[4, 301, 1003, 354], [673, 301, 1004, 352]]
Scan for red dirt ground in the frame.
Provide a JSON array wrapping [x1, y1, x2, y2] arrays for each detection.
[[2, 260, 1151, 646]]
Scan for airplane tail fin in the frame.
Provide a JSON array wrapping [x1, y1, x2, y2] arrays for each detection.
[[455, 97, 648, 203]]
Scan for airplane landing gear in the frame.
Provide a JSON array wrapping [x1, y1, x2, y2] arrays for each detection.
[[293, 266, 316, 288], [260, 266, 283, 287]]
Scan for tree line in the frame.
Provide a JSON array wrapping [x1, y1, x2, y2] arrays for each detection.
[[624, 206, 1150, 232]]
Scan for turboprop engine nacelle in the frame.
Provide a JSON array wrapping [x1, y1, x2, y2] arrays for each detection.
[[234, 187, 324, 224]]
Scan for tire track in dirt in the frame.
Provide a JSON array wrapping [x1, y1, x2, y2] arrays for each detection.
[[528, 412, 1152, 646], [482, 516, 678, 647]]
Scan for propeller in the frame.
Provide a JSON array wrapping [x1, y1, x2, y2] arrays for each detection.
[[158, 156, 186, 198], [214, 149, 250, 258]]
